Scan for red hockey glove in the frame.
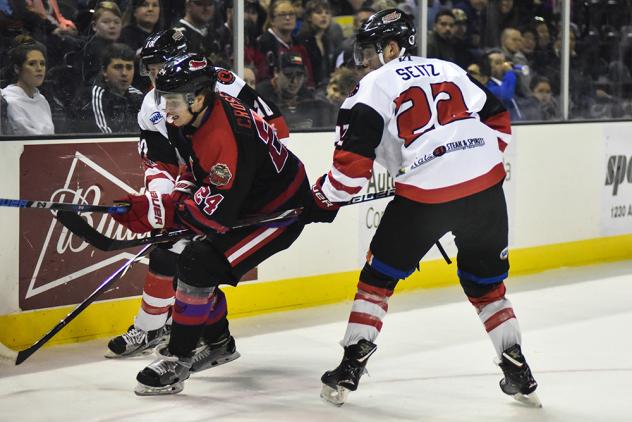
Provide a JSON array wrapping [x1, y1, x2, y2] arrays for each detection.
[[111, 191, 176, 233], [170, 173, 196, 203], [175, 186, 230, 236], [300, 175, 340, 224]]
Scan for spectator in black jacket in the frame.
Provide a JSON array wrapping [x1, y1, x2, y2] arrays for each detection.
[[173, 0, 220, 57], [81, 2, 123, 84], [120, 0, 162, 53], [75, 43, 143, 133], [298, 0, 340, 89], [427, 9, 457, 63]]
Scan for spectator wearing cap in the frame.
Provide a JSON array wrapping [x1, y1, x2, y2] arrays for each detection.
[[173, 0, 220, 57], [1, 39, 54, 135], [74, 43, 143, 133], [81, 2, 123, 85], [427, 9, 457, 64], [256, 0, 314, 84], [256, 51, 331, 129]]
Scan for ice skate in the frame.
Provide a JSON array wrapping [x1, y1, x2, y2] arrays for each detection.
[[190, 332, 240, 373], [105, 325, 169, 358], [134, 344, 192, 396], [320, 339, 377, 407], [497, 344, 542, 408]]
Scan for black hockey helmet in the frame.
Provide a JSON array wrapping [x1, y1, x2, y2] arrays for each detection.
[[355, 8, 416, 65], [156, 53, 217, 95], [139, 29, 188, 76]]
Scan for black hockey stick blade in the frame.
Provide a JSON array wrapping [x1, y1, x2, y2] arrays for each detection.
[[15, 244, 154, 365], [55, 208, 304, 252], [56, 211, 191, 251], [0, 198, 129, 214]]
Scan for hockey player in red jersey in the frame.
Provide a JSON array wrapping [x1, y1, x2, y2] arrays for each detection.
[[111, 53, 310, 395], [106, 29, 292, 359], [301, 9, 540, 407]]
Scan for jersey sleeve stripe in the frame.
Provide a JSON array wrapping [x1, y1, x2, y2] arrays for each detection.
[[268, 116, 290, 140], [395, 163, 506, 204], [327, 170, 363, 195], [332, 149, 374, 180]]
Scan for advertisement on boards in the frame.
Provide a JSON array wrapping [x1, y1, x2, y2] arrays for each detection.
[[602, 126, 632, 235], [18, 142, 257, 311]]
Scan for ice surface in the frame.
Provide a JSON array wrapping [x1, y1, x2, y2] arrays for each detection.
[[2, 261, 632, 422]]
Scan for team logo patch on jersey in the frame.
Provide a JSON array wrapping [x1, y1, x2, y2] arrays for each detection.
[[348, 82, 360, 97], [189, 58, 207, 71], [216, 69, 236, 85], [500, 247, 509, 260], [149, 111, 163, 124], [208, 163, 232, 186], [381, 10, 401, 23]]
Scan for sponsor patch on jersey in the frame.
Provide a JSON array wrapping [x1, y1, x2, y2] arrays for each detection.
[[500, 247, 509, 260], [216, 69, 236, 85], [348, 82, 360, 97], [433, 146, 446, 157], [381, 10, 401, 24], [208, 163, 232, 186], [149, 111, 163, 124]]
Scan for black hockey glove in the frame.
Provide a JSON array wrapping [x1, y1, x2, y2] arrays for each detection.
[[300, 175, 340, 224]]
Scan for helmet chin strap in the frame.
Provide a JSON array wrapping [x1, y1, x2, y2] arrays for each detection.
[[378, 46, 406, 65]]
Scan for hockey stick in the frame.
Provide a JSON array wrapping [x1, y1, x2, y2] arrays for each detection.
[[55, 208, 303, 252], [55, 190, 397, 252], [55, 188, 452, 263], [15, 243, 154, 365], [0, 198, 130, 214]]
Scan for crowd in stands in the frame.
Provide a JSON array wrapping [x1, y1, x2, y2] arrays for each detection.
[[1, 0, 631, 136]]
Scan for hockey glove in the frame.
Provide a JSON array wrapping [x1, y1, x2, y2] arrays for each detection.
[[300, 175, 340, 224], [111, 191, 176, 233], [171, 172, 196, 202], [175, 186, 230, 236]]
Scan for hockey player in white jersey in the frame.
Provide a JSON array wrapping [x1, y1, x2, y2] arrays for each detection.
[[300, 9, 540, 408], [106, 29, 290, 364]]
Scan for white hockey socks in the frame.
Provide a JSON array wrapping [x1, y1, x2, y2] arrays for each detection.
[[342, 281, 393, 347]]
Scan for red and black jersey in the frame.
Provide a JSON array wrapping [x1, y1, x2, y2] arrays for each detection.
[[168, 92, 308, 230], [137, 68, 289, 195]]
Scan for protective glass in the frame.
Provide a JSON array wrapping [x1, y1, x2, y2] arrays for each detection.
[[353, 43, 379, 67], [139, 59, 163, 77], [158, 92, 194, 124]]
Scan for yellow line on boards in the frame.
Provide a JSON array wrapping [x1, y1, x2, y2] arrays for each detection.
[[2, 234, 632, 350]]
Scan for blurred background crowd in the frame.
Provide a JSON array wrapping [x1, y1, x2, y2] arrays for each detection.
[[1, 0, 631, 135]]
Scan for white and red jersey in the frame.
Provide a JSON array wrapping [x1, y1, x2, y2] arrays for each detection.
[[137, 68, 289, 194], [322, 55, 511, 204]]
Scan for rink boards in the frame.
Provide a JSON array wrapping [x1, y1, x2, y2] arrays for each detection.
[[1, 121, 632, 349]]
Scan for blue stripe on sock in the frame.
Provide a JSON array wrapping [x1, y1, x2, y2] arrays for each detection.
[[370, 256, 415, 280], [458, 269, 508, 284]]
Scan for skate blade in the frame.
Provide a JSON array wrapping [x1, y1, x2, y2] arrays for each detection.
[[134, 381, 184, 396], [190, 351, 241, 373], [104, 348, 155, 359], [512, 392, 542, 408], [320, 384, 349, 407]]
